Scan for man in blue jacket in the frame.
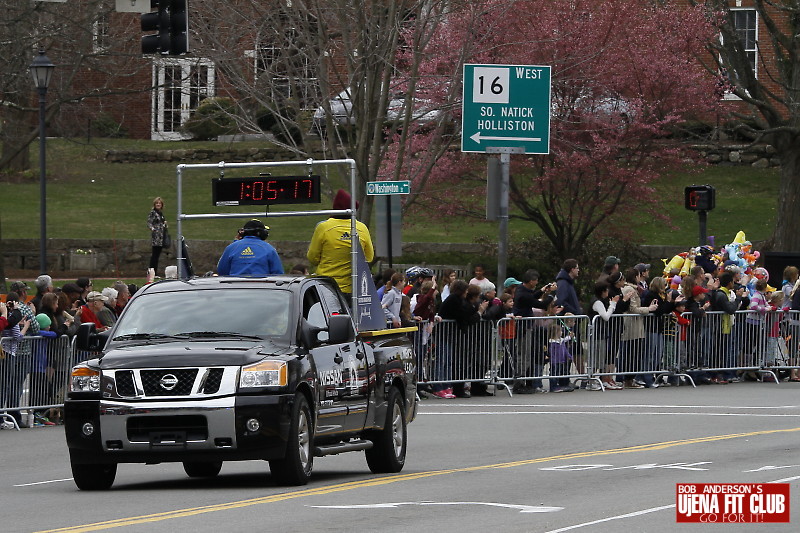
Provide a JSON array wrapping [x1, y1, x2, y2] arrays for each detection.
[[556, 259, 581, 315], [217, 219, 283, 276]]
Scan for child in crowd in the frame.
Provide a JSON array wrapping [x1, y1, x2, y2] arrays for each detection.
[[491, 294, 517, 383], [31, 314, 57, 426], [664, 299, 690, 385], [399, 294, 418, 328], [743, 278, 770, 367], [764, 291, 786, 373], [547, 320, 574, 393], [412, 280, 440, 385], [381, 273, 405, 327]]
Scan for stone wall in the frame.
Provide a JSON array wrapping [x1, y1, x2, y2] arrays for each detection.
[[691, 143, 780, 168], [106, 142, 781, 168], [2, 238, 688, 279], [0, 239, 479, 277], [104, 147, 302, 164]]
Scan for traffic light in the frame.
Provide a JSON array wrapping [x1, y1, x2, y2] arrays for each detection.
[[684, 184, 715, 211], [141, 0, 189, 55]]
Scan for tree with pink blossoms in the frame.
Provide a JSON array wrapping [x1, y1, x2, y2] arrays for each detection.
[[383, 0, 720, 259]]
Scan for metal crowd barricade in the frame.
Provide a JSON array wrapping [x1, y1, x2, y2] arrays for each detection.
[[583, 308, 800, 389], [494, 315, 596, 395], [418, 319, 497, 389], [1, 335, 72, 429], [587, 313, 694, 389], [680, 309, 779, 383], [770, 309, 800, 378]]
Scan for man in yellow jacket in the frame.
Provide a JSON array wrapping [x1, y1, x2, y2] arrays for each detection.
[[307, 189, 374, 296]]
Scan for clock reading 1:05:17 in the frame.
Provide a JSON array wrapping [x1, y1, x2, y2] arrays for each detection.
[[212, 175, 322, 206]]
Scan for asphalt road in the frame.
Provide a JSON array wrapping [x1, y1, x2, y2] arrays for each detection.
[[3, 381, 800, 533]]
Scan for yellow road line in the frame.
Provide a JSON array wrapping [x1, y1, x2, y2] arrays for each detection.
[[39, 426, 800, 533]]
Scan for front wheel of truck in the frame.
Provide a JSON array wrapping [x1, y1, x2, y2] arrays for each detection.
[[269, 392, 314, 485], [365, 386, 407, 473], [71, 460, 117, 491]]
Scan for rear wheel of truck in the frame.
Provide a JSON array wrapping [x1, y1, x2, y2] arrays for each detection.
[[183, 461, 223, 478], [71, 460, 117, 491], [365, 386, 407, 473], [269, 393, 313, 485]]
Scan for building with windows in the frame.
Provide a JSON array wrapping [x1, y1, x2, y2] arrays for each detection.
[[32, 1, 792, 142]]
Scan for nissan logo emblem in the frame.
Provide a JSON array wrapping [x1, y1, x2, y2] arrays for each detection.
[[160, 374, 179, 391]]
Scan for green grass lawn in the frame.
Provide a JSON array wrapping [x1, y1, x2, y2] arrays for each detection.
[[0, 138, 780, 249], [632, 165, 779, 247]]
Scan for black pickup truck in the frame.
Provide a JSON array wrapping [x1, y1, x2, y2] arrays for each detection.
[[65, 276, 417, 490]]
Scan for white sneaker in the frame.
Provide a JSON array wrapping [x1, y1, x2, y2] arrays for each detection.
[[587, 382, 603, 391], [0, 421, 15, 430]]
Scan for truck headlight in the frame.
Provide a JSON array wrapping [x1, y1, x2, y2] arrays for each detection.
[[239, 361, 287, 388], [71, 365, 101, 392]]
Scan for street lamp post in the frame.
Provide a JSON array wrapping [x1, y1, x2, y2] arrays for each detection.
[[29, 50, 55, 275]]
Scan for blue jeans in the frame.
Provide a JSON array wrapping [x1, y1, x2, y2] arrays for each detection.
[[641, 332, 664, 386], [433, 338, 452, 392], [1, 354, 32, 422], [550, 360, 571, 388]]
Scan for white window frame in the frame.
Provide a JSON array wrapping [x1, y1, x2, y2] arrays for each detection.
[[92, 12, 110, 53], [150, 58, 216, 141], [252, 42, 319, 109], [721, 8, 758, 101]]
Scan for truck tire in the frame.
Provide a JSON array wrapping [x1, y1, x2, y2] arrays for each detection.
[[183, 461, 223, 478], [365, 387, 407, 473], [269, 393, 313, 485], [71, 461, 117, 491]]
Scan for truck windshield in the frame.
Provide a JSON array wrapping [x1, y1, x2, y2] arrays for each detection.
[[112, 288, 292, 341]]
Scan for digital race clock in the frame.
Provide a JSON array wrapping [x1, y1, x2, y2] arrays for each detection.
[[212, 175, 322, 206]]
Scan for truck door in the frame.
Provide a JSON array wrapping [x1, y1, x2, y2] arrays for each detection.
[[302, 286, 347, 437], [317, 282, 370, 433]]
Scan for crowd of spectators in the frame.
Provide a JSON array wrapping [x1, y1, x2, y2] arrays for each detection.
[[376, 256, 800, 398], [1, 275, 138, 429], [3, 253, 799, 426]]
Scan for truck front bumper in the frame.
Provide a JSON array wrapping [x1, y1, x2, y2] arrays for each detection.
[[66, 394, 295, 464]]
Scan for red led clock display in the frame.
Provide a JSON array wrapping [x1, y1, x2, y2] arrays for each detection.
[[212, 175, 322, 206]]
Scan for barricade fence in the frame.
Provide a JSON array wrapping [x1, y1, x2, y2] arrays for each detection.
[[1, 335, 73, 427], [414, 310, 799, 393], [415, 316, 596, 393], [2, 309, 799, 425]]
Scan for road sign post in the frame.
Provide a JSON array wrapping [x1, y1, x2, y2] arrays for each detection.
[[366, 181, 410, 195], [367, 180, 410, 266], [462, 64, 551, 154], [463, 64, 551, 286]]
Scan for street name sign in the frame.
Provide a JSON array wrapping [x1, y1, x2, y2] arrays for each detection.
[[462, 63, 551, 154], [366, 180, 410, 195]]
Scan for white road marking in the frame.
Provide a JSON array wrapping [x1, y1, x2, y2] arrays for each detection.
[[769, 475, 800, 483], [744, 465, 800, 472], [545, 504, 676, 532], [425, 403, 798, 409], [542, 462, 711, 472], [14, 478, 73, 487], [419, 410, 800, 417], [309, 501, 562, 513]]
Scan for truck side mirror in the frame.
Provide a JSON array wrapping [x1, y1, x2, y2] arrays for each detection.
[[299, 318, 324, 349], [75, 322, 106, 352], [327, 314, 354, 344]]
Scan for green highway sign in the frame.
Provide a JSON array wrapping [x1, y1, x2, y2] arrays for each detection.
[[366, 180, 410, 195], [461, 63, 551, 154]]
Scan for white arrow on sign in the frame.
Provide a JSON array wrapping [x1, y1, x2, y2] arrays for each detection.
[[470, 132, 542, 144], [309, 501, 563, 514]]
